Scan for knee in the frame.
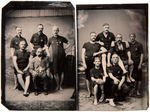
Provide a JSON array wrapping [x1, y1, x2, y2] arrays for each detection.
[[125, 65, 128, 70], [94, 84, 98, 89], [26, 75, 30, 80], [122, 84, 129, 92], [17, 74, 22, 78], [130, 64, 134, 69], [102, 54, 106, 59]]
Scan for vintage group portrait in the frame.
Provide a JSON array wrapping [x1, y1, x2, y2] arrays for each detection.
[[0, 1, 149, 111]]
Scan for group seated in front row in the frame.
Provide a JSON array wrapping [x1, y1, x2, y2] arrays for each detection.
[[90, 54, 130, 106], [13, 40, 54, 97]]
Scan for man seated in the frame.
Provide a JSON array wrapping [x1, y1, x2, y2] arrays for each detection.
[[30, 48, 53, 96], [13, 40, 31, 97], [108, 33, 134, 83], [107, 54, 129, 106], [90, 57, 106, 105]]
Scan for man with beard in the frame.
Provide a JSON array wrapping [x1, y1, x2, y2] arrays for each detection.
[[10, 26, 28, 89], [47, 26, 70, 91], [128, 33, 144, 96], [30, 24, 48, 57], [13, 40, 31, 96], [82, 32, 107, 97], [108, 33, 134, 83], [30, 48, 52, 96]]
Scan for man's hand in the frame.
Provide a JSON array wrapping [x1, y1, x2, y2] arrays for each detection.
[[103, 76, 107, 82], [128, 59, 134, 65], [114, 78, 120, 85], [107, 63, 112, 67], [95, 79, 99, 83], [82, 62, 87, 69], [32, 71, 38, 76], [138, 64, 142, 70], [96, 79, 104, 84], [97, 41, 104, 45], [47, 73, 53, 79], [118, 83, 122, 90], [104, 72, 108, 77], [17, 69, 24, 74], [23, 68, 28, 72], [93, 52, 98, 57]]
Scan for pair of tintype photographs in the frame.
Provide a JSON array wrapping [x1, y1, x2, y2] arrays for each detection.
[[0, 1, 149, 111]]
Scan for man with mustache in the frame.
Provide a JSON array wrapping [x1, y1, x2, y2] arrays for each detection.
[[47, 26, 70, 91], [82, 32, 107, 97], [30, 48, 52, 96], [30, 24, 48, 57], [128, 33, 144, 96], [13, 40, 31, 96], [10, 26, 28, 89], [108, 34, 134, 83], [96, 23, 115, 51]]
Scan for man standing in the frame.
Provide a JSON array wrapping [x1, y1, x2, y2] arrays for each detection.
[[47, 26, 70, 91], [13, 40, 31, 96], [10, 26, 28, 89], [82, 32, 107, 97], [129, 33, 144, 96], [30, 24, 48, 57]]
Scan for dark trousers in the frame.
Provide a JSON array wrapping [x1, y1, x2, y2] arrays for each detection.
[[104, 77, 129, 99], [33, 75, 48, 91], [112, 83, 129, 100], [132, 60, 142, 82]]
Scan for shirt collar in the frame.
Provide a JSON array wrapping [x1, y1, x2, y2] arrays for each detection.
[[36, 32, 44, 36], [130, 40, 137, 45], [103, 31, 109, 37], [15, 35, 22, 38]]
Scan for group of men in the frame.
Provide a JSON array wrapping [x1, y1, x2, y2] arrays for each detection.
[[10, 24, 69, 96], [82, 23, 144, 106]]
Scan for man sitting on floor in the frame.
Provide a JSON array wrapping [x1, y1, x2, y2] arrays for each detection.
[[107, 53, 129, 106], [90, 57, 106, 105]]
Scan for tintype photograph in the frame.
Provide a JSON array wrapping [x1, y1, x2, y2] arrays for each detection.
[[77, 4, 148, 111], [1, 1, 76, 110]]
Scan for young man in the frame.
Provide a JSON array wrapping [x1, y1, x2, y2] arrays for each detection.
[[129, 33, 144, 96], [90, 57, 106, 105], [82, 32, 107, 97], [30, 48, 52, 96], [108, 54, 129, 106], [10, 26, 28, 89], [108, 33, 134, 83], [30, 24, 48, 57], [13, 40, 31, 97], [47, 26, 70, 91]]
